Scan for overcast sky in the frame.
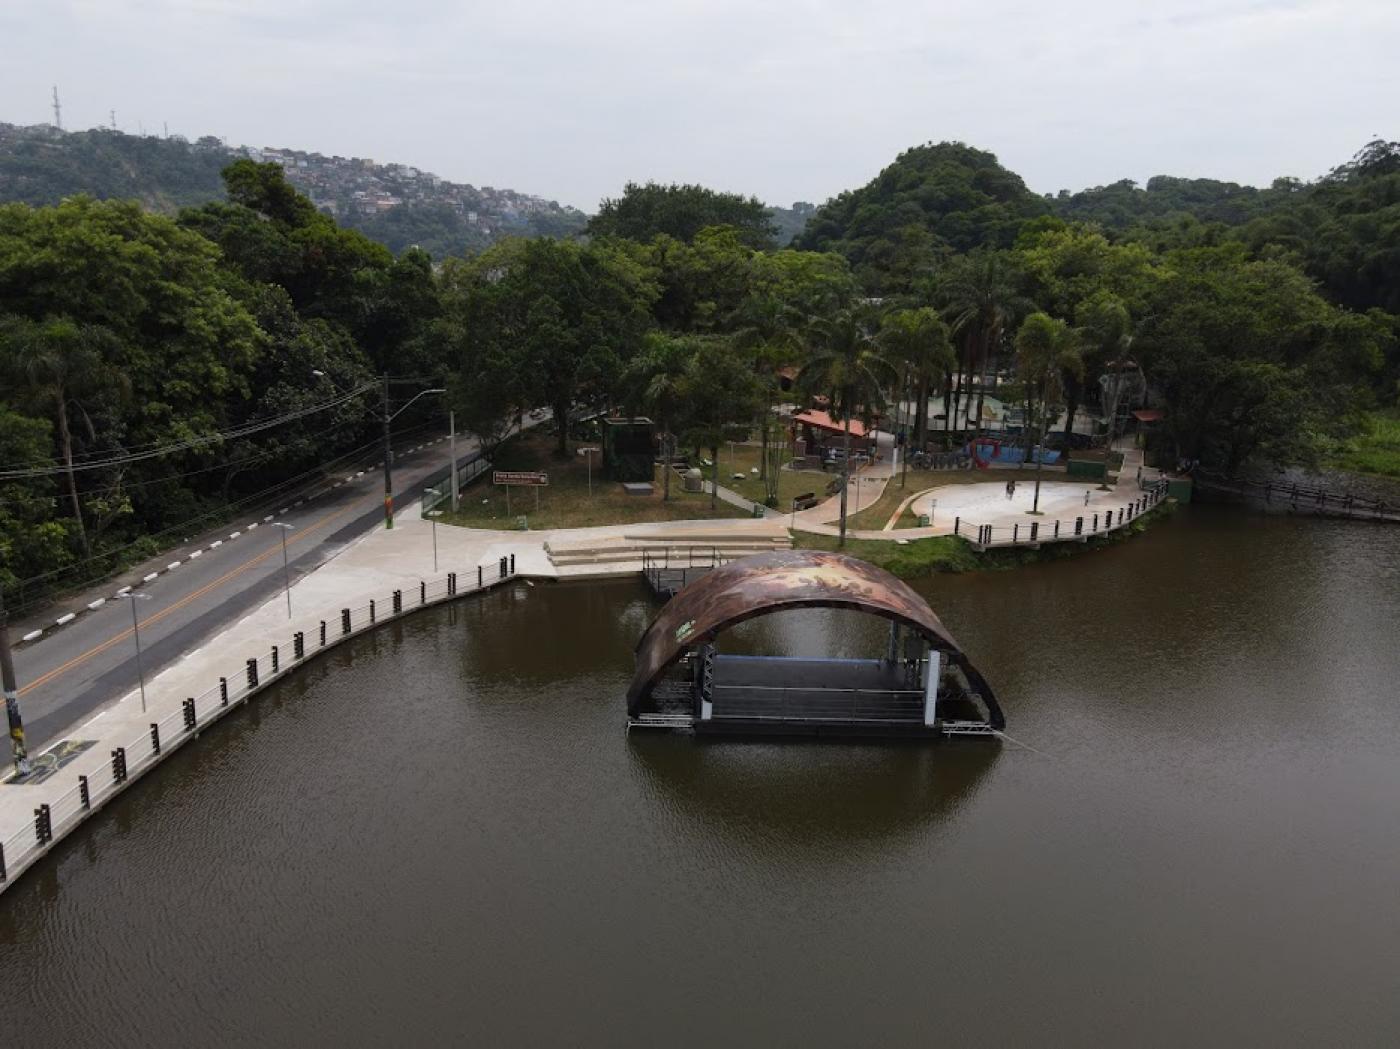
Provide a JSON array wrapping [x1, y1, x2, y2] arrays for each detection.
[[2, 0, 1395, 211]]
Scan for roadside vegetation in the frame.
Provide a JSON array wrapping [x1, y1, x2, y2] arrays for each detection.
[[1330, 410, 1400, 478]]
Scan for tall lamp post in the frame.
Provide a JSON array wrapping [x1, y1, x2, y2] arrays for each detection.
[[272, 522, 295, 618], [425, 510, 441, 573], [381, 377, 446, 530], [0, 589, 29, 774], [116, 592, 152, 713]]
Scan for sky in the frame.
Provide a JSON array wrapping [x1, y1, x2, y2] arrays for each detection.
[[1, 0, 1395, 212]]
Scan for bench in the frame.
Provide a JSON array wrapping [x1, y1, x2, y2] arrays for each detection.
[[792, 492, 819, 511]]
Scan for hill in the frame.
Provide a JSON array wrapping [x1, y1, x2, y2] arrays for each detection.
[[794, 141, 1049, 292], [0, 122, 587, 257]]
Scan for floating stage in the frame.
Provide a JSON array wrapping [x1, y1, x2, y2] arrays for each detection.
[[627, 549, 1004, 740]]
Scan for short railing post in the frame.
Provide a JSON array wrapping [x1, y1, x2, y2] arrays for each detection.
[[183, 698, 196, 733], [448, 572, 457, 596], [294, 631, 305, 660], [1, 841, 7, 882], [369, 599, 376, 624], [954, 516, 960, 535], [150, 723, 161, 756], [246, 658, 259, 688], [393, 590, 403, 615], [1013, 523, 1019, 543], [510, 553, 515, 574], [79, 775, 91, 811], [478, 565, 483, 589], [1030, 521, 1038, 542], [34, 804, 52, 846], [1092, 513, 1099, 532], [111, 748, 128, 784], [420, 581, 427, 605], [320, 620, 327, 647], [499, 556, 507, 579], [271, 645, 279, 674], [1053, 520, 1060, 539], [220, 677, 229, 707], [341, 608, 351, 635], [1075, 516, 1083, 536]]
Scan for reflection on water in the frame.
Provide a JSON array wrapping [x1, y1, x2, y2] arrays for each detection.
[[2, 505, 1400, 1048]]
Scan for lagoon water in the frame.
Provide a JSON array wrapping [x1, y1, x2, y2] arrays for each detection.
[[3, 505, 1399, 1047]]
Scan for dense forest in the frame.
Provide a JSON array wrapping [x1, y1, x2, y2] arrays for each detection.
[[2, 137, 1398, 607]]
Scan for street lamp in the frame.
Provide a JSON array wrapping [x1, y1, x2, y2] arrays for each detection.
[[424, 510, 441, 573], [381, 378, 446, 530], [116, 592, 152, 713], [272, 522, 295, 618], [312, 371, 445, 531], [579, 446, 601, 497]]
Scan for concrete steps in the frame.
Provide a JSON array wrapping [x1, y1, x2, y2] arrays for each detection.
[[544, 530, 791, 569]]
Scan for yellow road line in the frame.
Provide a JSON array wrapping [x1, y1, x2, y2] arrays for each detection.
[[19, 499, 364, 697]]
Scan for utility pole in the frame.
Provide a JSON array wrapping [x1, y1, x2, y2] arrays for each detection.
[[51, 85, 61, 130], [1, 589, 29, 775], [382, 374, 394, 529], [449, 410, 459, 513]]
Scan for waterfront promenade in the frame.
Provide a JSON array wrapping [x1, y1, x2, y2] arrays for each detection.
[[0, 498, 786, 892], [0, 440, 1167, 892]]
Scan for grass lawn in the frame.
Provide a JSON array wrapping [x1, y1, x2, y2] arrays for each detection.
[[1332, 410, 1400, 479], [843, 468, 995, 530], [436, 433, 743, 530], [719, 441, 834, 509], [794, 531, 983, 575], [795, 499, 1179, 579]]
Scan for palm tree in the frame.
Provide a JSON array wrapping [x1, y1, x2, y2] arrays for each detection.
[[939, 251, 1028, 445], [729, 294, 803, 498], [797, 312, 897, 546], [623, 333, 692, 501], [1015, 313, 1084, 514], [878, 307, 955, 485], [3, 316, 126, 557]]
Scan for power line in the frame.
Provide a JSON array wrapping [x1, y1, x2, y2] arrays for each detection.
[[1, 422, 437, 610], [0, 383, 378, 479]]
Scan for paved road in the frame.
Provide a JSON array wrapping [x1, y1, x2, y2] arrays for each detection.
[[11, 432, 486, 750]]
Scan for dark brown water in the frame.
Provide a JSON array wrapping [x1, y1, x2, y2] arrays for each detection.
[[3, 506, 1399, 1048]]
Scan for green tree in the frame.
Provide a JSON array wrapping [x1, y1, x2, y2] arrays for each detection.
[[938, 250, 1028, 444], [797, 313, 896, 544], [588, 182, 779, 249], [1014, 313, 1083, 513], [878, 307, 954, 465], [624, 333, 695, 501]]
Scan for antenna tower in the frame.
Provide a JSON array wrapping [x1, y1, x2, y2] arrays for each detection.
[[51, 86, 61, 130]]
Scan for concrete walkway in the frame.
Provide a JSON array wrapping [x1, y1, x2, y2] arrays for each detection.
[[0, 499, 786, 893]]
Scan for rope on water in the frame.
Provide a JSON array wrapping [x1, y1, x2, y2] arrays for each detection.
[[992, 729, 1057, 759]]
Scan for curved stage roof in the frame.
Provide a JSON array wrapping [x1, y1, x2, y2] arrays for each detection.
[[628, 548, 1001, 726]]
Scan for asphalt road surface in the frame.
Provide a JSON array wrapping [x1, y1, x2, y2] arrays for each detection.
[[11, 432, 491, 750]]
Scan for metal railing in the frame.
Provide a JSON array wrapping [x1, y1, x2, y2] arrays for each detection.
[[1195, 472, 1397, 522], [0, 554, 519, 893], [421, 450, 491, 514], [952, 479, 1171, 549]]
